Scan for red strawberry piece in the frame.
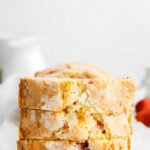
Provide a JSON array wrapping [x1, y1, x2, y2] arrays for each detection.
[[135, 98, 150, 113], [136, 108, 150, 127], [88, 80, 94, 84], [97, 121, 104, 130], [78, 141, 89, 150]]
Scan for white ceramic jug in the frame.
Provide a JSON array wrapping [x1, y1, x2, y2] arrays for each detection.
[[0, 35, 47, 81]]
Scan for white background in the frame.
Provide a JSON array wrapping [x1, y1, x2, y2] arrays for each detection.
[[0, 0, 150, 83]]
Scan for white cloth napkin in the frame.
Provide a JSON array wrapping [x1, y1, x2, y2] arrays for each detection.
[[0, 74, 150, 150], [132, 117, 150, 150], [0, 74, 20, 150]]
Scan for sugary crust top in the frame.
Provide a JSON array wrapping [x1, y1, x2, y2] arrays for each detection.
[[19, 77, 135, 114], [35, 62, 111, 79]]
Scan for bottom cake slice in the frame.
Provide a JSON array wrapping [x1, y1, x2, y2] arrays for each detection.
[[17, 138, 130, 150]]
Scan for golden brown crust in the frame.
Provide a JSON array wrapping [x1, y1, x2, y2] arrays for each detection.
[[17, 138, 130, 150], [35, 62, 111, 79], [18, 78, 135, 114]]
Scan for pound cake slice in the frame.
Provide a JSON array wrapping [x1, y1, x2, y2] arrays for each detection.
[[17, 138, 130, 150], [19, 109, 131, 141], [19, 77, 135, 115]]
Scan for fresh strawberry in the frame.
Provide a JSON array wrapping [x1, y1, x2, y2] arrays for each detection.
[[136, 109, 150, 127], [135, 98, 150, 113]]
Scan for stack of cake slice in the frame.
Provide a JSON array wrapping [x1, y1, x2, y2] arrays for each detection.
[[17, 62, 135, 150]]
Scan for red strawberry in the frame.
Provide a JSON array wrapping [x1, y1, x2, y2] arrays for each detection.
[[97, 121, 104, 130], [135, 98, 150, 113], [136, 109, 150, 127]]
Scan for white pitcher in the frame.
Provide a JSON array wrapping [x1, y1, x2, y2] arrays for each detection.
[[0, 35, 47, 81]]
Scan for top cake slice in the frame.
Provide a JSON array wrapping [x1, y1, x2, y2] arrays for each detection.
[[19, 77, 135, 114]]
